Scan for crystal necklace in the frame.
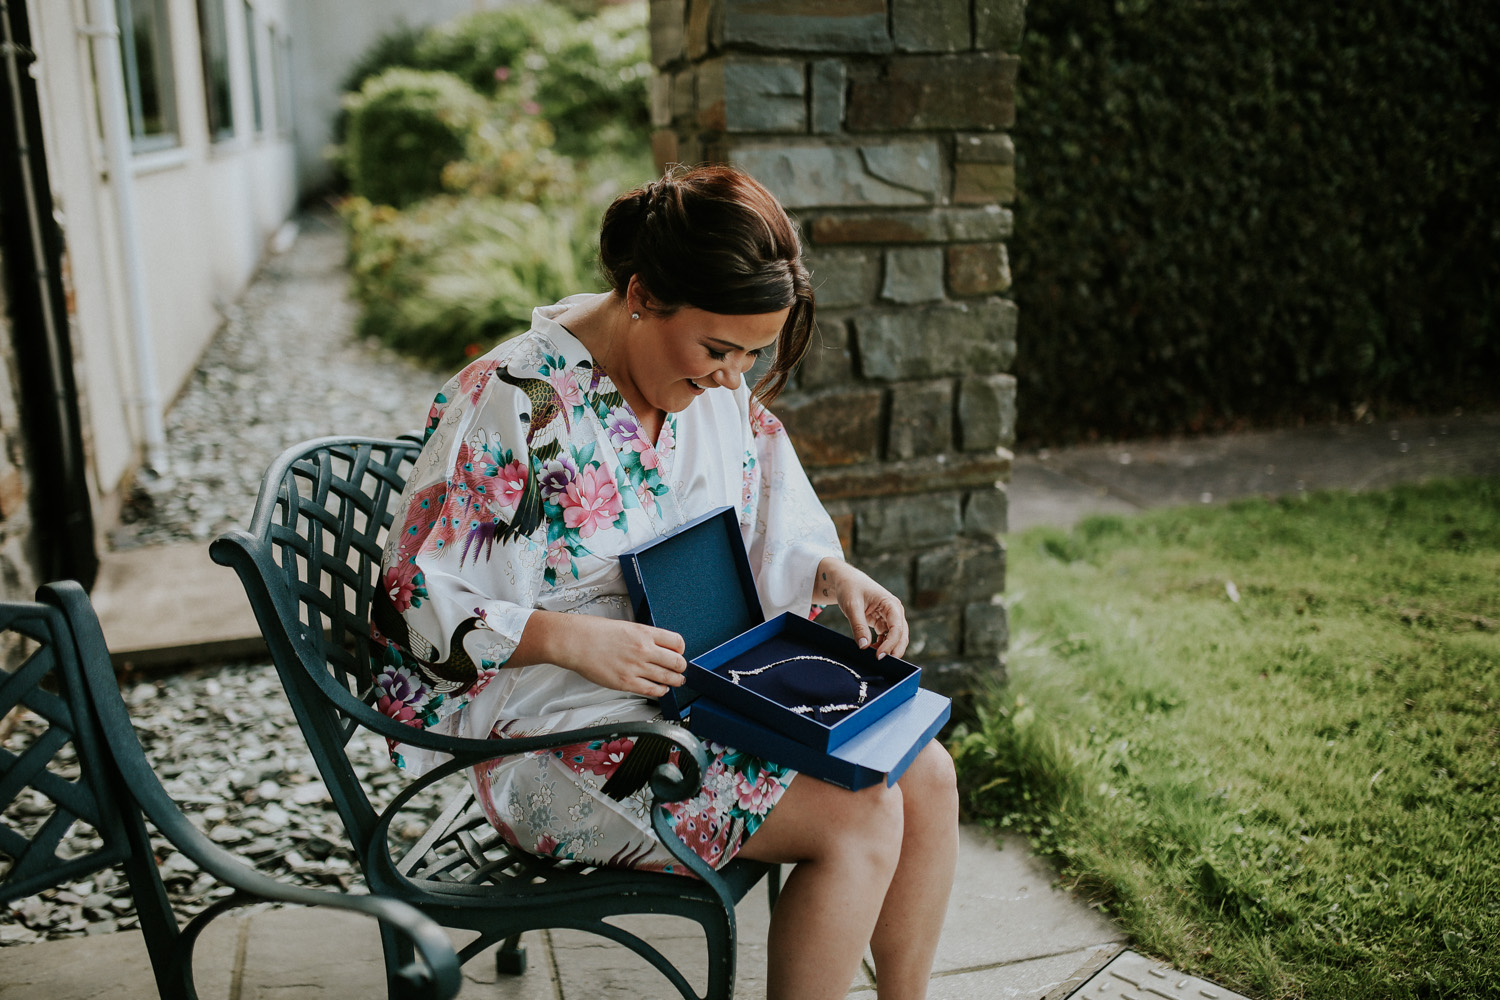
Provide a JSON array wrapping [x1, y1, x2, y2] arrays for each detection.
[[727, 655, 869, 717]]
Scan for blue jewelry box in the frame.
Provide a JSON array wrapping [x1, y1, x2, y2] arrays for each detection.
[[619, 507, 941, 776], [690, 688, 951, 790]]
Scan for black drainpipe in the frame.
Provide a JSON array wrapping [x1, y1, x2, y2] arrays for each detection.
[[0, 0, 100, 589]]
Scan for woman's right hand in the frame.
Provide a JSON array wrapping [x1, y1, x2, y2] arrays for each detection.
[[518, 611, 688, 698]]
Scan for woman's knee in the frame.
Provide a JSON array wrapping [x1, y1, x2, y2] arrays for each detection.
[[829, 780, 906, 867], [898, 741, 959, 826]]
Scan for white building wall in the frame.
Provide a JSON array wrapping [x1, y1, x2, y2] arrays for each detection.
[[21, 0, 487, 539], [25, 0, 300, 514]]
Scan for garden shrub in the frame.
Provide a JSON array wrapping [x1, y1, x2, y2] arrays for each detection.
[[527, 1, 651, 157], [336, 2, 654, 368], [413, 4, 577, 96], [341, 195, 600, 366], [1013, 0, 1500, 444], [342, 69, 488, 208]]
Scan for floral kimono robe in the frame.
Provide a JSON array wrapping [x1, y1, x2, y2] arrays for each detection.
[[372, 296, 843, 874]]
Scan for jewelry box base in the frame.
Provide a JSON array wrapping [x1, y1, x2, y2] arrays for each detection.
[[689, 687, 952, 791]]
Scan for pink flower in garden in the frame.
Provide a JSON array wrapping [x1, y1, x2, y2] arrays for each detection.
[[497, 459, 527, 511], [522, 100, 541, 115], [384, 562, 424, 612], [548, 369, 583, 407], [494, 66, 511, 83], [561, 465, 622, 538]]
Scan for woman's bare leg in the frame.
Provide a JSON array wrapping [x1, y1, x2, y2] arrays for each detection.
[[867, 742, 960, 999], [737, 774, 905, 1000]]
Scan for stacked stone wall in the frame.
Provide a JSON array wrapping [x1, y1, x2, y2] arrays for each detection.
[[649, 0, 1021, 700]]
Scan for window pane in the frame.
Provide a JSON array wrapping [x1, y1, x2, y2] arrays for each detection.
[[271, 27, 293, 136], [244, 2, 263, 133], [196, 0, 233, 140], [115, 0, 179, 150]]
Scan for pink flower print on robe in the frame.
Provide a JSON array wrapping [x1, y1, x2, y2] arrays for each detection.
[[383, 561, 423, 613], [561, 465, 623, 538], [496, 459, 527, 512], [733, 769, 780, 817], [548, 368, 584, 408], [637, 438, 660, 471], [545, 537, 573, 575], [375, 665, 428, 726], [657, 416, 676, 457], [749, 397, 784, 438]]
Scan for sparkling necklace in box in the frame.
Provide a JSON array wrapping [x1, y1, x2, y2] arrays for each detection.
[[728, 654, 872, 720]]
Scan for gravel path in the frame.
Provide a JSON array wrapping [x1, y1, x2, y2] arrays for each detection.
[[109, 210, 445, 549], [4, 211, 457, 943]]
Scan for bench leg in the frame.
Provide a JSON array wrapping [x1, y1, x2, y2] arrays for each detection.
[[496, 934, 527, 975]]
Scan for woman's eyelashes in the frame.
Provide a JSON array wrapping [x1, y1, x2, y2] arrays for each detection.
[[705, 346, 762, 362]]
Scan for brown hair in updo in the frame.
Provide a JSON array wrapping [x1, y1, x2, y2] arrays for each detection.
[[597, 164, 814, 403]]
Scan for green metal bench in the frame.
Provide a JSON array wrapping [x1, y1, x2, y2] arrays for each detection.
[[210, 436, 777, 1000], [0, 581, 461, 1000]]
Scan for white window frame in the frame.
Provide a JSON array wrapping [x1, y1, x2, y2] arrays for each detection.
[[115, 0, 180, 153]]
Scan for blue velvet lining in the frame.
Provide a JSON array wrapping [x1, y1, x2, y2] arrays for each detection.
[[632, 509, 761, 660], [710, 636, 893, 724]]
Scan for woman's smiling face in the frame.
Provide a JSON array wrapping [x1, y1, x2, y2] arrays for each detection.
[[628, 302, 789, 414]]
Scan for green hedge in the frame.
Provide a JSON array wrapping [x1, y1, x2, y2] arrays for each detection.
[[1013, 1, 1500, 445], [336, 1, 654, 368], [342, 69, 488, 208], [341, 195, 596, 365]]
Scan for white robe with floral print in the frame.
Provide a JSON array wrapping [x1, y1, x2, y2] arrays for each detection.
[[374, 296, 843, 873]]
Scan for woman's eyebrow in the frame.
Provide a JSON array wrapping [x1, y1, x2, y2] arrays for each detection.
[[706, 335, 775, 352]]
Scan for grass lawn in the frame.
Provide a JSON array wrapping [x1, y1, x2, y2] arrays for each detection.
[[951, 478, 1500, 1000]]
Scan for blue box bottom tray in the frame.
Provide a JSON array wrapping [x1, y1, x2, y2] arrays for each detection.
[[688, 688, 951, 791]]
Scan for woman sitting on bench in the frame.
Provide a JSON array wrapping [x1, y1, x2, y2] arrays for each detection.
[[371, 164, 959, 1000]]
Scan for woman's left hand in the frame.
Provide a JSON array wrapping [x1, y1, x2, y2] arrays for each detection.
[[814, 558, 910, 659]]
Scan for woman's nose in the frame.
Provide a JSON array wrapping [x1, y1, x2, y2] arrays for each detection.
[[714, 366, 742, 390]]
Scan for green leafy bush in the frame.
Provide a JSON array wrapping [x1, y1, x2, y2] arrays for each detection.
[[342, 69, 488, 208], [341, 195, 600, 365], [1013, 1, 1500, 444], [527, 1, 651, 157], [336, 2, 654, 367], [413, 4, 577, 95], [339, 22, 426, 99]]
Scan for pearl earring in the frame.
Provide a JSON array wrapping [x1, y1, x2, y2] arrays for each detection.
[[631, 312, 640, 320]]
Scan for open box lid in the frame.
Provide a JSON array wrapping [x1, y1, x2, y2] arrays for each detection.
[[619, 506, 765, 715]]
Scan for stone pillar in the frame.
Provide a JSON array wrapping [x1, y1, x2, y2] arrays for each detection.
[[650, 0, 1022, 701]]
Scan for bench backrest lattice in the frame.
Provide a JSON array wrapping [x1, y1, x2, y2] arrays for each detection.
[[0, 582, 460, 1000], [212, 436, 776, 1000]]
